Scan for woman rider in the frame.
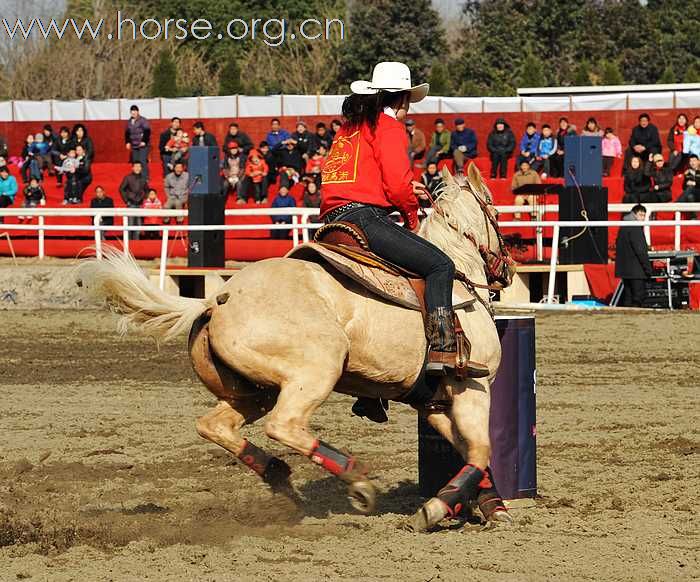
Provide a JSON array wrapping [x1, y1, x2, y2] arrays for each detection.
[[320, 62, 489, 388]]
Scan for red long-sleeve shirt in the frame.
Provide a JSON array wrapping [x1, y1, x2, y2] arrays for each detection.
[[320, 113, 418, 229]]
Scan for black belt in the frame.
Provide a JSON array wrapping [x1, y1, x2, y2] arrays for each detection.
[[324, 202, 368, 223]]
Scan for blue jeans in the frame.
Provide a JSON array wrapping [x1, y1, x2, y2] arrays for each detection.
[[332, 205, 455, 312], [130, 146, 150, 180]]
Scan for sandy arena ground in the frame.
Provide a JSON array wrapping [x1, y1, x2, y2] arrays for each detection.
[[0, 309, 698, 582]]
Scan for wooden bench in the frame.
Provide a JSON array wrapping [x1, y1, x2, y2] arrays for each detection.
[[499, 263, 590, 304]]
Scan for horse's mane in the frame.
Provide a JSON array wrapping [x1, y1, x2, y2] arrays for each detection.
[[420, 168, 489, 280]]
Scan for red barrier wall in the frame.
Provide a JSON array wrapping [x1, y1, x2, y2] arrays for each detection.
[[0, 108, 694, 163]]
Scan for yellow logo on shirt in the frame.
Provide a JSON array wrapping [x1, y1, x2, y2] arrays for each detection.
[[322, 131, 360, 184]]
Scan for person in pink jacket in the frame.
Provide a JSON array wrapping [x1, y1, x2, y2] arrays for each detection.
[[602, 127, 622, 177]]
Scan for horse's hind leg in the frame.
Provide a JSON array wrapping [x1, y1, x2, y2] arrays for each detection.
[[189, 315, 295, 496], [264, 366, 377, 514], [195, 398, 296, 496]]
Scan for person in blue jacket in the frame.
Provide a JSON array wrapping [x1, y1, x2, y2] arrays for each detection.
[[271, 184, 297, 239], [0, 166, 18, 221], [450, 118, 478, 174], [516, 122, 541, 169], [532, 124, 557, 177]]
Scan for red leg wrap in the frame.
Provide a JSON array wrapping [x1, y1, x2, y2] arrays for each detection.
[[436, 464, 485, 518], [309, 440, 356, 477], [238, 439, 273, 477]]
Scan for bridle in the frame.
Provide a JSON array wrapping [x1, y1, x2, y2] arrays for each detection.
[[421, 181, 515, 293]]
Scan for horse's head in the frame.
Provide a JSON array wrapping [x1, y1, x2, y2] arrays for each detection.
[[423, 163, 515, 289]]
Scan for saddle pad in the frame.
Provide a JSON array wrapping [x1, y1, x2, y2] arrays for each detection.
[[286, 243, 476, 312]]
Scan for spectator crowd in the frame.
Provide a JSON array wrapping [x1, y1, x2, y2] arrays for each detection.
[[0, 108, 698, 233]]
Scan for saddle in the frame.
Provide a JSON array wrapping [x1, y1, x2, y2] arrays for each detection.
[[285, 221, 476, 312]]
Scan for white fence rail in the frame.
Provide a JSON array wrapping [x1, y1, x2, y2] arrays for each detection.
[[3, 90, 700, 122], [2, 206, 700, 299]]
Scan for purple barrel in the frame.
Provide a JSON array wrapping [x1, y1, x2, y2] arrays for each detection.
[[418, 316, 537, 499]]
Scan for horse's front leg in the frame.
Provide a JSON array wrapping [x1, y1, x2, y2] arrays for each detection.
[[410, 378, 511, 531]]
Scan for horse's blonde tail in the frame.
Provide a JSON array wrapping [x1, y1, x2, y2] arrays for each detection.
[[75, 248, 217, 343]]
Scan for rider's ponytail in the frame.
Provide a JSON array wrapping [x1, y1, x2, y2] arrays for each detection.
[[341, 90, 409, 133]]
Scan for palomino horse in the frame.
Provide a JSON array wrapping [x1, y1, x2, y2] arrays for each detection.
[[76, 164, 515, 532]]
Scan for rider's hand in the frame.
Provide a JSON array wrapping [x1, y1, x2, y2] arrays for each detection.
[[412, 180, 429, 200]]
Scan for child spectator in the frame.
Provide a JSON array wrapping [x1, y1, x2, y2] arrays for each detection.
[[511, 160, 541, 219], [450, 118, 478, 174], [533, 124, 557, 178], [623, 156, 652, 203], [487, 118, 516, 178], [421, 162, 444, 199], [517, 122, 540, 169], [32, 133, 51, 177], [165, 128, 189, 170], [142, 188, 163, 239], [19, 177, 45, 222], [0, 166, 18, 219], [644, 153, 673, 202], [57, 149, 81, 204], [602, 127, 622, 177], [426, 118, 451, 165], [271, 185, 296, 239], [243, 149, 268, 204], [222, 143, 244, 198], [20, 134, 39, 183], [406, 119, 426, 169], [90, 186, 115, 234], [668, 113, 688, 172], [163, 162, 189, 224], [581, 117, 603, 137], [683, 117, 700, 158]]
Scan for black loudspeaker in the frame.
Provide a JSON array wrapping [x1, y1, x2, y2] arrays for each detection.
[[564, 136, 602, 187], [558, 186, 608, 264], [187, 146, 225, 267], [188, 195, 226, 267], [188, 146, 221, 195]]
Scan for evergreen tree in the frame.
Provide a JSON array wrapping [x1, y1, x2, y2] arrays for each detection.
[[658, 65, 676, 84], [150, 50, 178, 98], [573, 61, 592, 86], [428, 62, 453, 96], [519, 53, 545, 88], [600, 60, 624, 86], [684, 63, 700, 84], [339, 0, 445, 88], [218, 58, 243, 95]]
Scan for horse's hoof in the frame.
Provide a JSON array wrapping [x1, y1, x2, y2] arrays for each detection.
[[347, 480, 376, 514], [489, 510, 514, 525], [406, 498, 448, 532]]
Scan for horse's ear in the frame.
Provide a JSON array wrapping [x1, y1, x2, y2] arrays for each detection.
[[440, 165, 454, 183], [467, 162, 481, 188]]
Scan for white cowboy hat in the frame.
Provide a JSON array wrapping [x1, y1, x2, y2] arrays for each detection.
[[350, 62, 429, 103]]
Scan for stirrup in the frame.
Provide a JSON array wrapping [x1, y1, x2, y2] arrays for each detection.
[[427, 350, 490, 379]]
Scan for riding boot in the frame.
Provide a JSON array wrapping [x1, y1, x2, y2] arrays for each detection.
[[426, 307, 489, 378]]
